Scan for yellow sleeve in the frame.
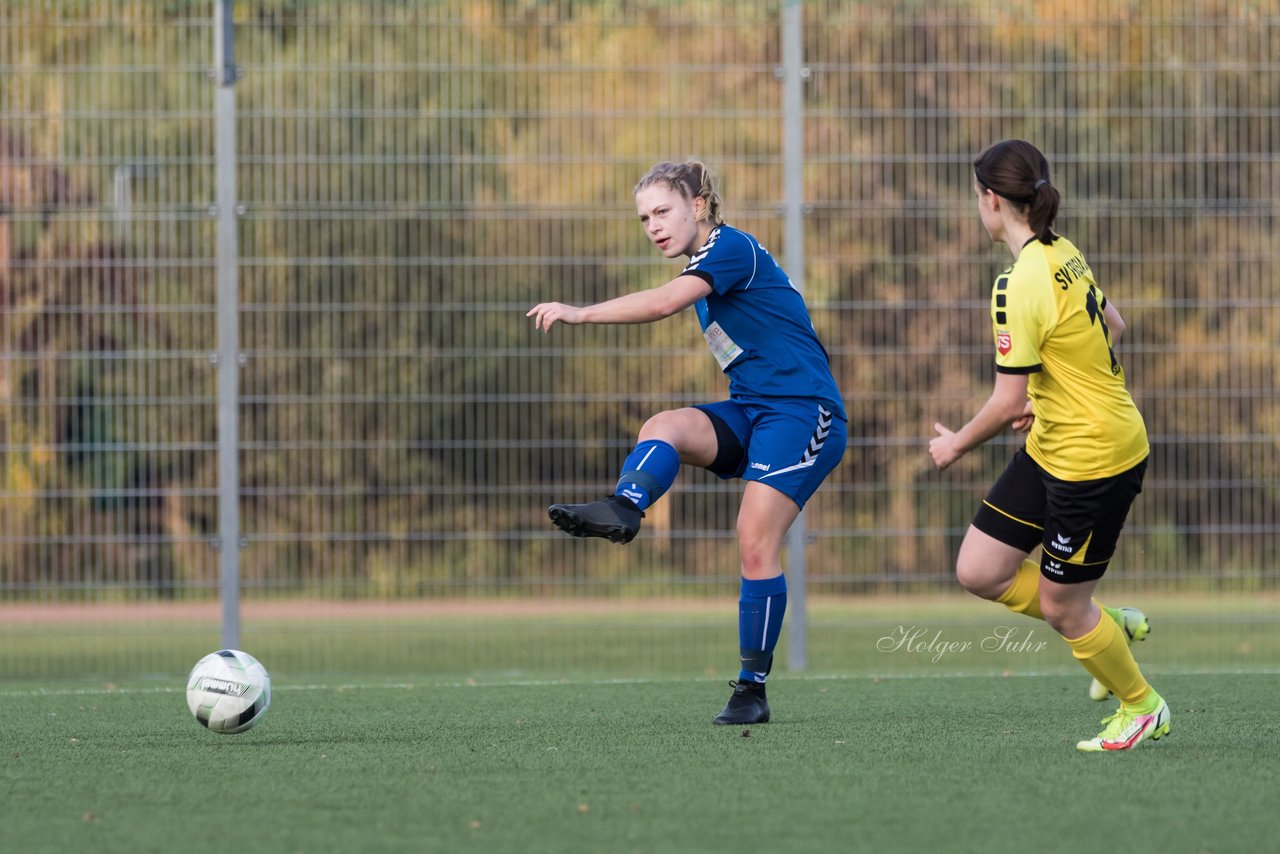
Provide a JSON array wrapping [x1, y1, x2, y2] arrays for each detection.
[[992, 263, 1055, 373]]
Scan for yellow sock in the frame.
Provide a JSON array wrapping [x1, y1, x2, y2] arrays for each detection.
[[995, 559, 1044, 620], [1065, 613, 1151, 706]]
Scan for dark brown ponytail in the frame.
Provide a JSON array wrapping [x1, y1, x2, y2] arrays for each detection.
[[973, 139, 1060, 244]]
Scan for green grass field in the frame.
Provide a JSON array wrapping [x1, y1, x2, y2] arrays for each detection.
[[3, 595, 1277, 853], [2, 672, 1276, 854]]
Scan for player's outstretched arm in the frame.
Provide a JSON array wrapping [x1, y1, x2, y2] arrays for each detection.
[[528, 275, 710, 332]]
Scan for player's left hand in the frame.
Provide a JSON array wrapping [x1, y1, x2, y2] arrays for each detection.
[[929, 422, 962, 470], [1010, 400, 1034, 433], [527, 302, 585, 332]]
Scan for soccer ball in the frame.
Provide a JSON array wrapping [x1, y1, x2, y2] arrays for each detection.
[[185, 649, 271, 734]]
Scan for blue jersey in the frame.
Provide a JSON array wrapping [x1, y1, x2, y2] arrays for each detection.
[[680, 225, 846, 420]]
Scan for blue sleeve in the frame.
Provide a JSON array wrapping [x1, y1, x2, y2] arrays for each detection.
[[680, 228, 757, 295]]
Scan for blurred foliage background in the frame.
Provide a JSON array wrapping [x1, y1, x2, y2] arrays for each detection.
[[0, 0, 1276, 605]]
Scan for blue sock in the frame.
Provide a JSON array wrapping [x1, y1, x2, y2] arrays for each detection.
[[614, 439, 680, 511], [737, 575, 787, 683]]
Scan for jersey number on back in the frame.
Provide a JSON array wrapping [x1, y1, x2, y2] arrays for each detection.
[[1084, 284, 1121, 376]]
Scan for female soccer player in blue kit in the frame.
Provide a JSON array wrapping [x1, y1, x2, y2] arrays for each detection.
[[528, 161, 847, 725]]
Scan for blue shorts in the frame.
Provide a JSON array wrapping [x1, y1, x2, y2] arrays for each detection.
[[693, 399, 846, 509]]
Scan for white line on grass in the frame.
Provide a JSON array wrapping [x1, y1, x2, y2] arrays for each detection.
[[2, 667, 1279, 698]]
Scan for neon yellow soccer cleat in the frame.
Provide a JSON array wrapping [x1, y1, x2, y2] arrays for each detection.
[[1089, 606, 1151, 701], [1076, 695, 1170, 752]]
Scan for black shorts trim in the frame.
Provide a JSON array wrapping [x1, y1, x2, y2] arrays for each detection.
[[973, 499, 1044, 554]]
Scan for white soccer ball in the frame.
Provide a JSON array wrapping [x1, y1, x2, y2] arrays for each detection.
[[185, 649, 272, 734]]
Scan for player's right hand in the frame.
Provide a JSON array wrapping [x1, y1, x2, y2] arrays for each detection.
[[527, 302, 585, 332], [928, 422, 962, 470]]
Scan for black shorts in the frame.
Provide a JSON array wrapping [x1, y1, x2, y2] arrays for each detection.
[[972, 449, 1147, 584]]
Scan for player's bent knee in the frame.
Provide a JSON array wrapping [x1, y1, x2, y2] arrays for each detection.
[[638, 409, 708, 447], [737, 544, 778, 579], [637, 410, 682, 439], [736, 531, 781, 580], [954, 559, 1006, 601], [1037, 596, 1094, 638]]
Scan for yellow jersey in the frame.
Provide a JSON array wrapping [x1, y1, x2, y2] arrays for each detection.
[[991, 235, 1148, 481]]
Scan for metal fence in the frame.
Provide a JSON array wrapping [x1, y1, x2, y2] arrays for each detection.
[[1, 0, 1277, 679]]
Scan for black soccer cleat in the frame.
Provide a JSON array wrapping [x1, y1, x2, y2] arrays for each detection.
[[547, 495, 644, 544], [713, 680, 771, 725]]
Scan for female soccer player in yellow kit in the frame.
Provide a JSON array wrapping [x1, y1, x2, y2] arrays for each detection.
[[929, 139, 1169, 752]]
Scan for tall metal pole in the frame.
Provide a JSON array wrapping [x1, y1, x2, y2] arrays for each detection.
[[781, 0, 810, 672], [213, 0, 241, 650]]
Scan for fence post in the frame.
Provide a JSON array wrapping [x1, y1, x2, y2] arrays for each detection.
[[781, 0, 809, 672], [213, 0, 241, 650]]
